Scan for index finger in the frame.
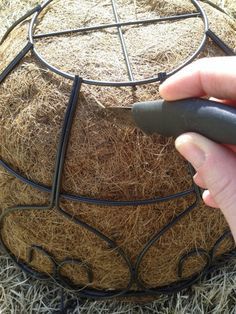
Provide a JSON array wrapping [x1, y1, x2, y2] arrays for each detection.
[[159, 57, 236, 101]]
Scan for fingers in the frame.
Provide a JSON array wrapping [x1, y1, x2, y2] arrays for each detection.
[[194, 173, 220, 208], [209, 97, 236, 108], [193, 174, 220, 208], [220, 100, 236, 107], [193, 173, 206, 189], [163, 56, 236, 241], [160, 57, 236, 101], [175, 133, 236, 242], [202, 190, 219, 208]]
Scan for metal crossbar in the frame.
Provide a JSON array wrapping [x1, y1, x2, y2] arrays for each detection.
[[33, 13, 201, 39]]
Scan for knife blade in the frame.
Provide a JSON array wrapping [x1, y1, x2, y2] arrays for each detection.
[[106, 98, 236, 145]]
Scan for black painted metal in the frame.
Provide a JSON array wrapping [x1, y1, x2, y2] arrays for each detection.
[[207, 29, 236, 55], [33, 13, 201, 40], [0, 0, 235, 302], [0, 42, 33, 83]]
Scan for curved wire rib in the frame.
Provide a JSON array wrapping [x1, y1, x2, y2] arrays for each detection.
[[0, 4, 42, 45], [0, 158, 195, 206], [1, 219, 234, 299], [177, 248, 211, 279], [210, 229, 235, 259], [0, 74, 134, 298], [56, 206, 135, 298], [134, 198, 198, 290], [0, 0, 235, 302], [28, 245, 57, 278], [57, 258, 94, 289]]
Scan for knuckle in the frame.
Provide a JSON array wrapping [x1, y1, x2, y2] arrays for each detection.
[[210, 176, 236, 210]]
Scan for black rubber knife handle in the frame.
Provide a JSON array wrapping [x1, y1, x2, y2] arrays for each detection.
[[132, 98, 236, 144]]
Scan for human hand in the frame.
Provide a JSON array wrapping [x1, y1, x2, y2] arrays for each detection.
[[159, 57, 236, 242]]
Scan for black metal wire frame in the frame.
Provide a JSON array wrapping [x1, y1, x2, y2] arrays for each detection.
[[28, 0, 208, 86], [0, 0, 236, 301]]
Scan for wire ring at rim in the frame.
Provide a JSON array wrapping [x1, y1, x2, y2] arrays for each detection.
[[28, 0, 209, 87]]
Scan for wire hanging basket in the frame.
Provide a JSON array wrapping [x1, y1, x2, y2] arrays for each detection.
[[0, 0, 235, 301]]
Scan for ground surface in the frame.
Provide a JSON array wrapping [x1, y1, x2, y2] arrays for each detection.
[[0, 1, 236, 313]]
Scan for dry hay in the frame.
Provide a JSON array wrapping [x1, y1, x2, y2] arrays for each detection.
[[211, 0, 236, 18], [0, 0, 236, 295], [1, 253, 236, 313]]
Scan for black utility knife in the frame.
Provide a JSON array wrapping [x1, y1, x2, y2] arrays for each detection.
[[108, 98, 236, 145]]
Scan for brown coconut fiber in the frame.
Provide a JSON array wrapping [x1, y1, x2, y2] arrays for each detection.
[[0, 0, 236, 295]]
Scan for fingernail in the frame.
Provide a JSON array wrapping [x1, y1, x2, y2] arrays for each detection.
[[175, 134, 206, 169]]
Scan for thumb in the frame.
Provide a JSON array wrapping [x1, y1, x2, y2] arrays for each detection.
[[175, 133, 236, 240]]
